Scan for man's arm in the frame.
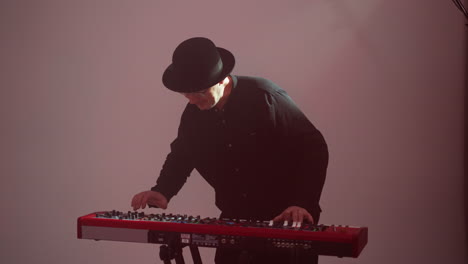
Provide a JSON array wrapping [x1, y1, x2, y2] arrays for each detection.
[[269, 89, 329, 223], [131, 136, 195, 210], [131, 107, 196, 210], [151, 136, 195, 201]]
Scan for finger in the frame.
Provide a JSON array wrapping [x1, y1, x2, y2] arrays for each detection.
[[141, 192, 150, 209], [136, 192, 145, 210], [159, 195, 169, 209], [273, 213, 284, 222], [306, 213, 314, 224], [272, 215, 281, 222], [297, 211, 304, 224], [131, 195, 136, 208], [146, 191, 162, 208], [283, 212, 290, 222], [292, 209, 299, 224], [147, 194, 159, 208], [132, 194, 140, 210], [141, 192, 151, 210]]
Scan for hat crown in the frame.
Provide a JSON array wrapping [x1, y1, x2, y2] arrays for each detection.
[[162, 37, 235, 93], [172, 37, 221, 76]]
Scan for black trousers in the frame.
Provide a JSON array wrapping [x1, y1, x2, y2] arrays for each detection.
[[215, 247, 318, 264]]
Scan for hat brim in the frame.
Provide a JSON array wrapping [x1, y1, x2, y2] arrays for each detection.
[[162, 47, 235, 93]]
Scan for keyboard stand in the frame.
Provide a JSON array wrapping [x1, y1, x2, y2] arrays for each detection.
[[189, 245, 203, 264], [158, 239, 202, 264]]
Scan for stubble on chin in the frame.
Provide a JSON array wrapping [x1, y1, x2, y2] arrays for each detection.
[[197, 104, 209, 111], [198, 102, 217, 111]]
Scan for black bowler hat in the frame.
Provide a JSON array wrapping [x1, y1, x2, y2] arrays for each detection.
[[162, 37, 235, 93]]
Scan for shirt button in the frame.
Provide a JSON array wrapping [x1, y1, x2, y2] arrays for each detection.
[[228, 143, 232, 148], [234, 168, 240, 173], [241, 193, 247, 198]]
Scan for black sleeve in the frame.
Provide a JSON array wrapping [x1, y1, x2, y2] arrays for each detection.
[[150, 109, 195, 202], [270, 90, 329, 220]]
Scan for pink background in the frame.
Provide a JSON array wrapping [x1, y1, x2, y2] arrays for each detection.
[[1, 0, 466, 263]]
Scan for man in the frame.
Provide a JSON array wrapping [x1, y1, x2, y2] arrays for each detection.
[[131, 37, 328, 264]]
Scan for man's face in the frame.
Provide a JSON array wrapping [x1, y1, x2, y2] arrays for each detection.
[[180, 83, 223, 110]]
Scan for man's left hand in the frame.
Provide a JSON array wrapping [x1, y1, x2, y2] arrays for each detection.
[[272, 206, 314, 225]]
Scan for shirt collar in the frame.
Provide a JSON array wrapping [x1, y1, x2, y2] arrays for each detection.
[[208, 75, 237, 113]]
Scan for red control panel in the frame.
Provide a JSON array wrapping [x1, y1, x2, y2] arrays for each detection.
[[78, 210, 367, 258]]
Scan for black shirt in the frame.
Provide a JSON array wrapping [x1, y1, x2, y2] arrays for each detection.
[[152, 75, 328, 221]]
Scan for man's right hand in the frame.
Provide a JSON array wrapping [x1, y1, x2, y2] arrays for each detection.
[[131, 190, 168, 210]]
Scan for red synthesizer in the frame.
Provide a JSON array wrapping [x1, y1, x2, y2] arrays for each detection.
[[77, 210, 367, 258]]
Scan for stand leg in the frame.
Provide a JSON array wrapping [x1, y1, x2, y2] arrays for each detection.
[[189, 246, 203, 264], [156, 235, 203, 264], [158, 244, 185, 264], [173, 246, 185, 264], [159, 245, 172, 264]]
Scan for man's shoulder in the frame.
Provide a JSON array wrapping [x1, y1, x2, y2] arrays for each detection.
[[234, 75, 284, 95]]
